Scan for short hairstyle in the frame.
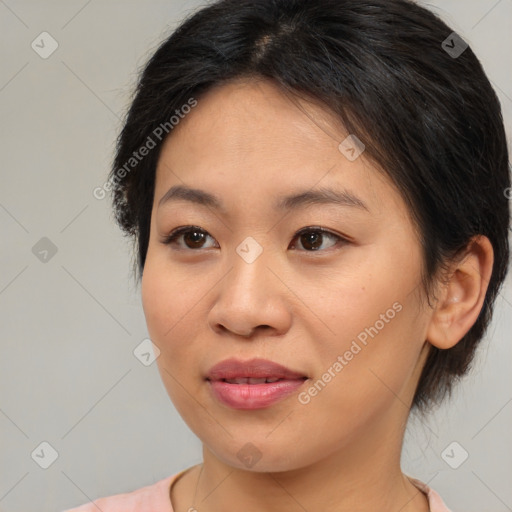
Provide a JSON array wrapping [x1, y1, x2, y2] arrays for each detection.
[[108, 0, 510, 412]]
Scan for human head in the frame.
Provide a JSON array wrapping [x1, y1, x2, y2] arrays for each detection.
[[108, 0, 510, 414]]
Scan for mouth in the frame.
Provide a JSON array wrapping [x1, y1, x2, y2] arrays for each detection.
[[206, 357, 307, 381], [215, 377, 307, 384], [205, 358, 308, 409]]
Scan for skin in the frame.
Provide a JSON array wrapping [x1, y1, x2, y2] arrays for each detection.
[[141, 78, 493, 512]]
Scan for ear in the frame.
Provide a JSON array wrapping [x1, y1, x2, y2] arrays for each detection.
[[426, 235, 494, 350]]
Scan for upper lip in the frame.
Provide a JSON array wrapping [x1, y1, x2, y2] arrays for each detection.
[[206, 358, 307, 381]]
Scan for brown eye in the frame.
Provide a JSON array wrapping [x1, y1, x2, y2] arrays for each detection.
[[162, 226, 217, 249], [290, 228, 345, 252], [182, 230, 207, 248], [162, 225, 347, 252]]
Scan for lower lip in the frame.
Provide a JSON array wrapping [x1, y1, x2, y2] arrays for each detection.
[[208, 379, 306, 409]]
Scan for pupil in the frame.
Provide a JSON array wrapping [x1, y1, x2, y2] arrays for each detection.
[[302, 232, 321, 250], [185, 231, 204, 248]]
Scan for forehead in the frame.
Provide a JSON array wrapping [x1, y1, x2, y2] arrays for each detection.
[[162, 78, 345, 154], [154, 78, 403, 218]]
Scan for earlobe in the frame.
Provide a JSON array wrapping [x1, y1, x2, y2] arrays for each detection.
[[426, 235, 494, 350]]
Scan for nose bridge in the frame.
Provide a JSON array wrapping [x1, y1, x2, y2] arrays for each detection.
[[225, 238, 272, 303], [208, 238, 291, 336]]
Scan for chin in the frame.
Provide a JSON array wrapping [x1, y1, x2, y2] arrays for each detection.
[[203, 432, 327, 474]]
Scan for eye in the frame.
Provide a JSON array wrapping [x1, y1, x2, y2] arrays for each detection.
[[160, 225, 348, 252], [161, 226, 218, 250], [289, 226, 347, 252]]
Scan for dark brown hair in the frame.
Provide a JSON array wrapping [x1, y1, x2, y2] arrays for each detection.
[[107, 0, 510, 411]]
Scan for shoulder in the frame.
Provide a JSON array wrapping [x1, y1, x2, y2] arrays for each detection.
[[408, 476, 453, 512], [62, 472, 182, 512]]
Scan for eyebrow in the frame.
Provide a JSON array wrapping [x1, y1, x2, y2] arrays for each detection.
[[158, 184, 369, 212]]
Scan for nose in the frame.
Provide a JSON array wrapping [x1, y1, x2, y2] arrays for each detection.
[[207, 247, 293, 339]]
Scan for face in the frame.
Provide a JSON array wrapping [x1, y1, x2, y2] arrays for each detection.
[[141, 78, 432, 472]]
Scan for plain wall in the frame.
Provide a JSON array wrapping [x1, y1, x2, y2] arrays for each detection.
[[0, 1, 511, 511]]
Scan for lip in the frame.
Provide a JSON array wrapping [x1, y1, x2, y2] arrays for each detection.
[[206, 358, 308, 410]]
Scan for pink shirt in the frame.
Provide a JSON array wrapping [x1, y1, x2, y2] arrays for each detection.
[[63, 470, 452, 511]]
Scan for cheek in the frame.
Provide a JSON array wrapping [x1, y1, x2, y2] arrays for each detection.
[[141, 264, 169, 342], [312, 291, 427, 421], [141, 262, 202, 415], [141, 254, 207, 379], [307, 262, 427, 413], [141, 259, 190, 387], [141, 251, 197, 341]]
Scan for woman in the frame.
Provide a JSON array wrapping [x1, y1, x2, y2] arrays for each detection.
[[65, 0, 510, 510]]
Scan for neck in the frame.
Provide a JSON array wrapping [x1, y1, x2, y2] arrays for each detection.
[[188, 408, 429, 512]]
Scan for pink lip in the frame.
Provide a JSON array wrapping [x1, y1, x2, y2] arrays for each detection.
[[206, 358, 308, 410]]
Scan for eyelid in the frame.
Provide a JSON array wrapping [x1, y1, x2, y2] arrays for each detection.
[[161, 225, 218, 249], [289, 226, 349, 251], [160, 225, 350, 251]]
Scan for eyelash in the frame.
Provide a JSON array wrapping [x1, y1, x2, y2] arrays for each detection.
[[160, 225, 349, 253]]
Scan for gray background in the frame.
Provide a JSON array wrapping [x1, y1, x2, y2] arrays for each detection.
[[0, 1, 511, 511]]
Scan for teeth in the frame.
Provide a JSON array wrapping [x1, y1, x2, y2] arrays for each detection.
[[226, 378, 250, 384], [223, 377, 282, 384], [248, 378, 267, 384]]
